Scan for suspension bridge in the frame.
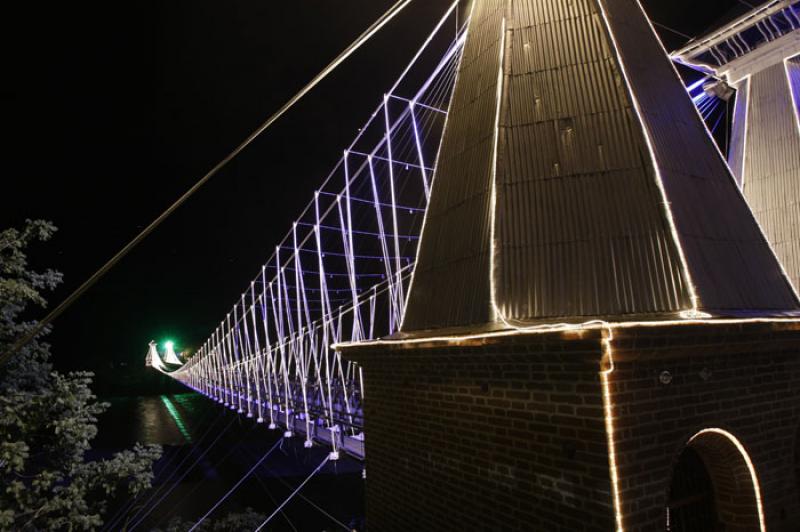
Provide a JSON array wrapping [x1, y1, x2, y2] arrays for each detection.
[[147, 0, 800, 462], [146, 2, 465, 461], [131, 0, 800, 531]]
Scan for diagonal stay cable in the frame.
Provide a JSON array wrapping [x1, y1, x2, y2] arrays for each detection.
[[239, 445, 350, 531], [127, 415, 238, 531], [103, 408, 225, 531], [123, 415, 235, 529], [236, 450, 299, 532], [652, 20, 693, 40], [188, 438, 282, 531], [150, 422, 261, 529], [254, 454, 331, 532], [255, 478, 299, 532], [125, 410, 229, 517], [271, 469, 352, 531], [0, 0, 414, 367]]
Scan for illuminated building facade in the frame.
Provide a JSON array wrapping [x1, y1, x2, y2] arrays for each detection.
[[341, 0, 800, 530]]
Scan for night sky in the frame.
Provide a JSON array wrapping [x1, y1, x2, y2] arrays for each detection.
[[1, 0, 763, 394]]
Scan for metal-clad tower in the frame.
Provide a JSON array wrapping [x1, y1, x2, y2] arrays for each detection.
[[341, 1, 800, 530], [403, 0, 798, 333]]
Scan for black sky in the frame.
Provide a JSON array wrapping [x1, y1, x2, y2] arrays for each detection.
[[1, 0, 763, 394]]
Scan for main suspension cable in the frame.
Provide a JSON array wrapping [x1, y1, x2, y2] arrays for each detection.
[[0, 0, 413, 367]]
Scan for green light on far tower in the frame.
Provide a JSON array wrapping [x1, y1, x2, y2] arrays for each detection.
[[164, 340, 174, 350]]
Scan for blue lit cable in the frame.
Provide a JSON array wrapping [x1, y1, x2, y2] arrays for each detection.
[[188, 439, 282, 531], [127, 416, 237, 531], [103, 408, 224, 531], [254, 455, 332, 531], [239, 445, 350, 531], [150, 422, 261, 529]]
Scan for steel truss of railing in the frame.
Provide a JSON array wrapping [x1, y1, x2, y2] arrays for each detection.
[[161, 4, 466, 460]]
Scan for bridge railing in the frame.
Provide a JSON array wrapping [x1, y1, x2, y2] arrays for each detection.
[[167, 6, 465, 459]]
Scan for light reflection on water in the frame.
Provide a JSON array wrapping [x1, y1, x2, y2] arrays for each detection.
[[96, 393, 208, 449], [160, 395, 192, 442], [94, 393, 366, 529]]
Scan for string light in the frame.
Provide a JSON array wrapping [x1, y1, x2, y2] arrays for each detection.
[[688, 428, 766, 532], [489, 16, 507, 323], [600, 325, 623, 532], [599, 0, 701, 314]]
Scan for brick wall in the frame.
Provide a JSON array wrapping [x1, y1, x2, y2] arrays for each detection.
[[343, 321, 800, 531], [349, 330, 616, 531], [610, 322, 800, 531]]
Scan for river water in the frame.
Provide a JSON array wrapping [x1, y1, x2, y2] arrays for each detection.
[[95, 393, 364, 531]]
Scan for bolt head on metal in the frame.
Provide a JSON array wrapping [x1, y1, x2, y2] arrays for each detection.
[[659, 370, 673, 385]]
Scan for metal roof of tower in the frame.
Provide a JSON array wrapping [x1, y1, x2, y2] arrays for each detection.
[[401, 0, 800, 333]]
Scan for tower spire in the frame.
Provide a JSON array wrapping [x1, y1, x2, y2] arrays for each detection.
[[402, 0, 799, 332]]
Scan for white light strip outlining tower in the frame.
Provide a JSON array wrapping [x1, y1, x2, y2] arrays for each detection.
[[340, 1, 800, 530]]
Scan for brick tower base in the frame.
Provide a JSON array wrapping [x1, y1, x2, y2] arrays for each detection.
[[342, 321, 800, 531]]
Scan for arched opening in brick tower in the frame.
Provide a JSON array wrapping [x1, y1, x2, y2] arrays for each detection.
[[666, 446, 717, 530], [666, 428, 764, 532]]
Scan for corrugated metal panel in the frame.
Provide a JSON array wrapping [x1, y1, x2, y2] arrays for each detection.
[[743, 59, 800, 292], [403, 0, 798, 333], [728, 78, 749, 187], [401, 0, 506, 331], [596, 0, 797, 314], [495, 0, 690, 320]]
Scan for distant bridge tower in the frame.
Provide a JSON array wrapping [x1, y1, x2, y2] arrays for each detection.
[[673, 0, 800, 290], [341, 1, 800, 531]]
